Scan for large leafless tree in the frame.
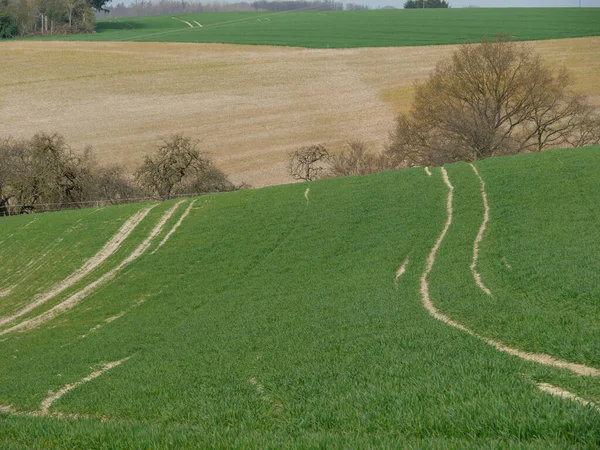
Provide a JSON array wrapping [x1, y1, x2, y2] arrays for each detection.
[[386, 35, 600, 167]]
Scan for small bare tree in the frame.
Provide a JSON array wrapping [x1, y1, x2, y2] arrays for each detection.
[[183, 165, 236, 194], [386, 35, 600, 167], [89, 165, 138, 205], [135, 134, 210, 200], [328, 140, 388, 177], [287, 144, 330, 181]]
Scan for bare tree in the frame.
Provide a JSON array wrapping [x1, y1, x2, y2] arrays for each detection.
[[386, 35, 600, 167], [88, 164, 138, 205], [135, 134, 215, 199], [524, 67, 600, 151], [328, 140, 388, 177], [183, 164, 236, 194], [0, 133, 101, 214], [288, 144, 330, 182]]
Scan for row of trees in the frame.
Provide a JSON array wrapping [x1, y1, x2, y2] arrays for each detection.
[[0, 133, 238, 216], [0, 0, 108, 38], [289, 36, 600, 181], [404, 0, 449, 8], [101, 0, 367, 19]]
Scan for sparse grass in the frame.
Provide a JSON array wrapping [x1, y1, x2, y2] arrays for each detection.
[[31, 9, 600, 48], [1, 147, 599, 447]]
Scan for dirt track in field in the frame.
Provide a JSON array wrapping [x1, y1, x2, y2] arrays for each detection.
[[0, 201, 183, 336], [419, 167, 600, 378], [0, 206, 153, 328], [1, 37, 599, 187]]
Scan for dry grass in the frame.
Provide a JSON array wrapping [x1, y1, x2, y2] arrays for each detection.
[[1, 37, 599, 187]]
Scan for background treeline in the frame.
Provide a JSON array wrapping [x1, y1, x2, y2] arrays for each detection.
[[0, 0, 110, 37], [0, 133, 240, 216], [101, 0, 368, 19], [403, 0, 449, 8]]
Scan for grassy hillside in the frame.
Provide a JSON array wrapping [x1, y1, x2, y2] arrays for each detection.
[[34, 8, 600, 47], [1, 147, 599, 447]]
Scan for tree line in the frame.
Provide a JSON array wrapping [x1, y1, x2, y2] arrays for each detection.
[[288, 36, 600, 182], [0, 133, 240, 216], [0, 0, 110, 37], [403, 0, 449, 8], [101, 0, 367, 19]]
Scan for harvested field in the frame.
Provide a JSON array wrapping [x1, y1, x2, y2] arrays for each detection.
[[1, 37, 599, 187]]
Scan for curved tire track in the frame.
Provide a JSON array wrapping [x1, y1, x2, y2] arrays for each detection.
[[419, 167, 600, 378], [0, 206, 155, 328], [469, 163, 492, 296], [0, 201, 184, 336], [151, 200, 196, 254]]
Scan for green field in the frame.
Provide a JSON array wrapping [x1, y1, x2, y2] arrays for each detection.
[[1, 147, 600, 447], [32, 8, 600, 47]]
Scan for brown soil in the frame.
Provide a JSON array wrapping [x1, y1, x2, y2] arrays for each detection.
[[2, 38, 597, 187]]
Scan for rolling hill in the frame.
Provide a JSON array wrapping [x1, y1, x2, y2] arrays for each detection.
[[1, 147, 599, 447], [34, 8, 600, 48]]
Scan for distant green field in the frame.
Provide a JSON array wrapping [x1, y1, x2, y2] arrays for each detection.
[[1, 147, 599, 447], [33, 8, 600, 48]]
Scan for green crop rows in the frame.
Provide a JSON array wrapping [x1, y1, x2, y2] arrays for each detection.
[[32, 8, 600, 48], [1, 147, 600, 447]]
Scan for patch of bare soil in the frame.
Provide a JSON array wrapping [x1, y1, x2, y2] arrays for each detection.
[[394, 257, 409, 289], [249, 377, 284, 413], [40, 357, 130, 415], [537, 383, 600, 413], [172, 17, 193, 28]]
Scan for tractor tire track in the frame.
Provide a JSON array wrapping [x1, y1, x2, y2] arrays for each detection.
[[469, 163, 492, 296], [419, 167, 600, 378], [536, 383, 600, 413], [40, 357, 130, 415], [0, 206, 155, 328], [1, 357, 130, 420], [151, 200, 196, 254], [394, 257, 409, 289], [0, 202, 184, 336]]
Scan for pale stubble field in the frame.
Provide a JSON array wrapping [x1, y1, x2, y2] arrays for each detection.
[[1, 37, 598, 187]]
